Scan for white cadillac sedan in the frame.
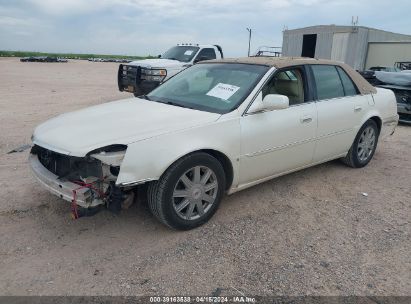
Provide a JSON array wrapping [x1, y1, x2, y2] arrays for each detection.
[[30, 57, 399, 230]]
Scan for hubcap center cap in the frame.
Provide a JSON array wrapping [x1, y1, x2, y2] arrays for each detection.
[[191, 186, 203, 200]]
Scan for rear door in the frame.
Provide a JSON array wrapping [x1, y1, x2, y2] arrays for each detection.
[[310, 64, 370, 162]]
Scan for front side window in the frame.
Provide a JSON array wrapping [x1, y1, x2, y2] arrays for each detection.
[[147, 63, 269, 114], [195, 48, 217, 62], [262, 68, 305, 106], [311, 65, 345, 100], [161, 46, 199, 63]]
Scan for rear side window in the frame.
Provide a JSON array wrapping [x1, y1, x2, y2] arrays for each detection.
[[336, 67, 358, 96], [311, 65, 345, 100]]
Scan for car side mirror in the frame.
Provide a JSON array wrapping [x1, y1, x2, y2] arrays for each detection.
[[263, 94, 289, 110], [194, 56, 208, 63], [247, 94, 289, 114]]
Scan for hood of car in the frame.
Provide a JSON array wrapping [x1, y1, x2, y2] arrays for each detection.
[[128, 58, 185, 69], [33, 98, 220, 157]]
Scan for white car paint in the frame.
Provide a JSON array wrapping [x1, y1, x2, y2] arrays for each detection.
[[240, 93, 317, 185], [31, 65, 399, 202], [128, 45, 223, 81], [128, 58, 184, 80], [313, 93, 372, 162], [128, 58, 186, 69], [32, 98, 220, 157]]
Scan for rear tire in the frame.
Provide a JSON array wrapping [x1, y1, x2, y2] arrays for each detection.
[[147, 152, 226, 230], [342, 119, 379, 168]]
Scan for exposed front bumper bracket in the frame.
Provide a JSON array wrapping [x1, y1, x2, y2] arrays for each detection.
[[29, 154, 102, 208]]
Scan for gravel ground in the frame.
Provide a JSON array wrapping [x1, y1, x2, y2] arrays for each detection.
[[0, 57, 410, 296]]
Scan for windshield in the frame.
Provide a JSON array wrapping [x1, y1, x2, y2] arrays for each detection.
[[161, 46, 199, 62], [146, 63, 270, 114]]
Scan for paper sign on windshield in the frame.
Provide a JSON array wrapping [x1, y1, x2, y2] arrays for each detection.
[[206, 83, 240, 101], [184, 50, 193, 55]]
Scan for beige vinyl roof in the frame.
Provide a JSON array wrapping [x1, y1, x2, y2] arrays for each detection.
[[204, 57, 377, 95]]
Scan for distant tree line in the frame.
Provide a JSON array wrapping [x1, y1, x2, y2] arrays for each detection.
[[0, 50, 155, 60]]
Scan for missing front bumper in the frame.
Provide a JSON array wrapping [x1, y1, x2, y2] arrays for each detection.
[[29, 154, 104, 208]]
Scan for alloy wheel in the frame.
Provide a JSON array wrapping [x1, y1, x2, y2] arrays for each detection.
[[357, 126, 376, 162], [172, 166, 218, 220]]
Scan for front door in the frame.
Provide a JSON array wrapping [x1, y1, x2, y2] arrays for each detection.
[[239, 67, 317, 187]]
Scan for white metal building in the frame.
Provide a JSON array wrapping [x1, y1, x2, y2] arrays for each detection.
[[282, 25, 411, 70]]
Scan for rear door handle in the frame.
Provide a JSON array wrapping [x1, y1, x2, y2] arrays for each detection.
[[300, 116, 313, 123], [354, 105, 362, 112]]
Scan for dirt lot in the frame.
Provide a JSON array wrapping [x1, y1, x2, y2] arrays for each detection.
[[0, 57, 410, 296]]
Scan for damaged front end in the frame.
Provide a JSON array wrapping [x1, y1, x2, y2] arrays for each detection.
[[29, 144, 134, 218]]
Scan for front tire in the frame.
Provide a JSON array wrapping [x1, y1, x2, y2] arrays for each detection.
[[147, 152, 226, 230], [342, 119, 379, 168]]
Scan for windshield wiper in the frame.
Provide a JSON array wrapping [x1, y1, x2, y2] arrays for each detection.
[[144, 96, 192, 109], [164, 101, 193, 109], [141, 95, 151, 101]]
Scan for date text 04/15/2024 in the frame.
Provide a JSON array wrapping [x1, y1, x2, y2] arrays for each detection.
[[149, 296, 256, 303]]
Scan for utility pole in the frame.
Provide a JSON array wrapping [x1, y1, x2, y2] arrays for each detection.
[[246, 28, 252, 57]]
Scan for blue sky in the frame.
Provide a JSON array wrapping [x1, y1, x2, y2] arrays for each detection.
[[0, 0, 410, 57]]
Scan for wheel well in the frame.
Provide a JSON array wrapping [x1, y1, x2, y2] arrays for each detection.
[[369, 116, 382, 133], [200, 149, 234, 190]]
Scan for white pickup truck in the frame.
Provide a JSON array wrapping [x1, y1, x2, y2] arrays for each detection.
[[117, 44, 224, 96]]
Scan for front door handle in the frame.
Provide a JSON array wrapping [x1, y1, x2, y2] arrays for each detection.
[[300, 116, 313, 123], [354, 105, 362, 112]]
